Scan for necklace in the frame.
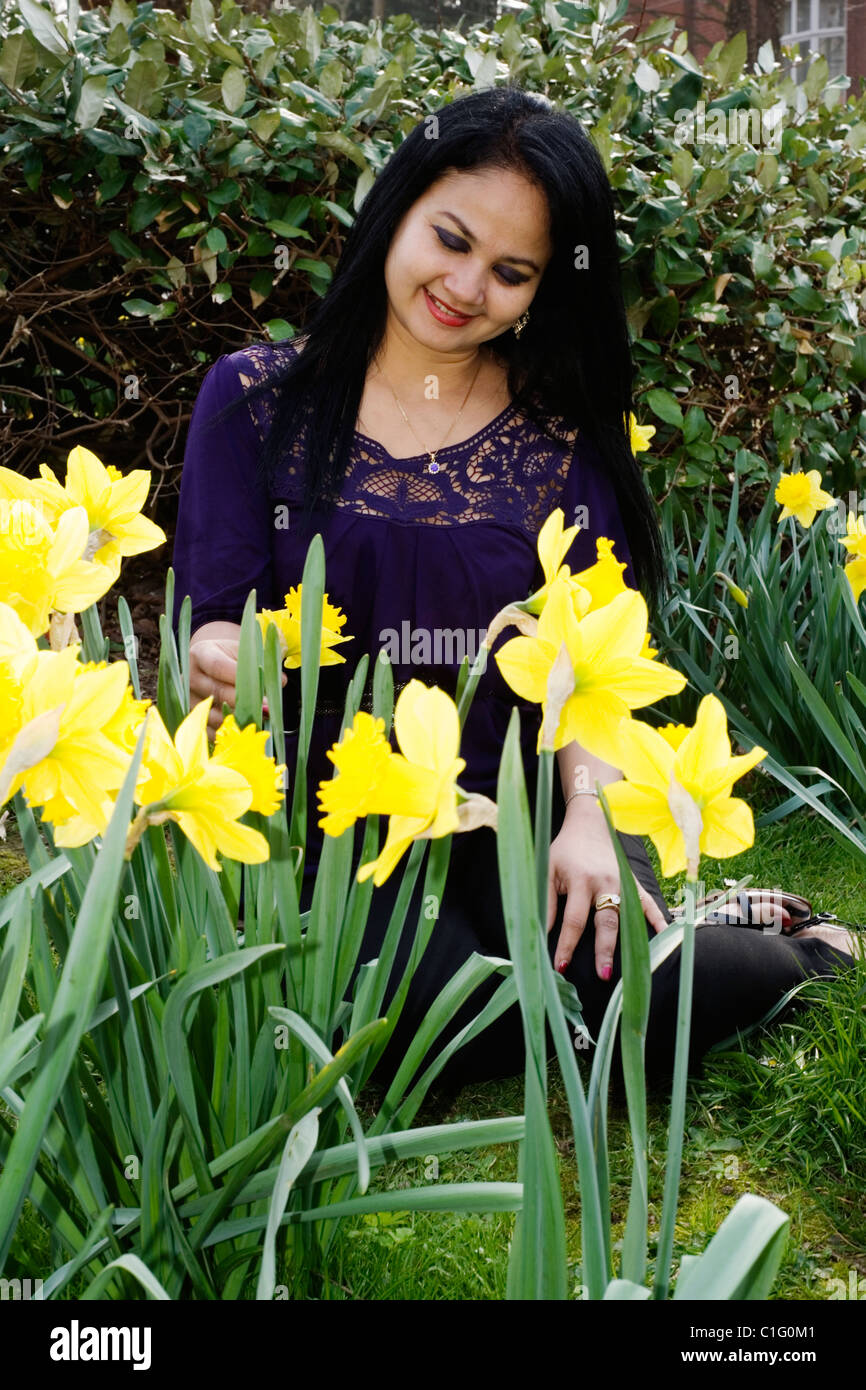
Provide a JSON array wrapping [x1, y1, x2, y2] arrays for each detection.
[[361, 354, 485, 475]]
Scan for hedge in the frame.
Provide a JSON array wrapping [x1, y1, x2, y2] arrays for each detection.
[[1, 0, 864, 521]]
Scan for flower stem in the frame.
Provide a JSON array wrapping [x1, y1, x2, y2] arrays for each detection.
[[789, 514, 800, 576], [652, 875, 698, 1300], [534, 749, 554, 944]]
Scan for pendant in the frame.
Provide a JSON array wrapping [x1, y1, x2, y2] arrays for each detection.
[[427, 457, 440, 474]]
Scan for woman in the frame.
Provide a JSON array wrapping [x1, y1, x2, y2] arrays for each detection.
[[172, 86, 856, 1088]]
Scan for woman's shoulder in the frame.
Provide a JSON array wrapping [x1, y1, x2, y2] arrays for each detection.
[[220, 334, 308, 389], [207, 336, 310, 442]]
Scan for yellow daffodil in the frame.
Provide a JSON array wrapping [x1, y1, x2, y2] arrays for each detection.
[[0, 500, 118, 638], [37, 663, 152, 845], [0, 601, 39, 688], [211, 712, 287, 815], [523, 508, 583, 616], [656, 722, 690, 751], [568, 538, 657, 653], [715, 571, 750, 609], [563, 543, 659, 658], [98, 679, 153, 756], [523, 519, 634, 627], [0, 447, 166, 570], [317, 710, 431, 838], [601, 694, 767, 878], [318, 681, 496, 886], [838, 511, 866, 561], [258, 585, 352, 668], [489, 512, 633, 649], [495, 573, 686, 762], [844, 556, 866, 602], [571, 537, 628, 611], [627, 413, 656, 453], [126, 699, 274, 870], [0, 629, 137, 835], [774, 469, 836, 529]]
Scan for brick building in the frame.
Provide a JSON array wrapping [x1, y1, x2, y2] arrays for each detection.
[[624, 1, 865, 90]]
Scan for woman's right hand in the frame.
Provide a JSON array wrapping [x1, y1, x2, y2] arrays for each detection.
[[189, 637, 242, 739], [189, 626, 289, 741]]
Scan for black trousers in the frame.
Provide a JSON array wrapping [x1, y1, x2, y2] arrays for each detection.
[[296, 819, 855, 1092]]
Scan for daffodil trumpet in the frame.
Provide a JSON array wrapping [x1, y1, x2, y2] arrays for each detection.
[[774, 468, 836, 531], [317, 681, 497, 887], [257, 585, 352, 669], [627, 412, 656, 454]]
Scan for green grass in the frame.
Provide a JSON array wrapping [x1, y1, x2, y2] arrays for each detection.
[[3, 776, 865, 1299]]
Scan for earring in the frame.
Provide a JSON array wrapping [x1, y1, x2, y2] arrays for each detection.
[[513, 310, 530, 338]]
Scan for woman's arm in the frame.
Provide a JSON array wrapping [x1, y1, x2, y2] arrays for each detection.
[[555, 739, 621, 829]]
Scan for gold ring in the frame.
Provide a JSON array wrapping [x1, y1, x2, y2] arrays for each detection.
[[594, 893, 621, 913]]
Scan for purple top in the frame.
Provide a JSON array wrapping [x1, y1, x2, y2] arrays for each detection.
[[171, 341, 635, 875]]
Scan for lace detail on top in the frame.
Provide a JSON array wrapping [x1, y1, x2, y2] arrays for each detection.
[[230, 339, 579, 534]]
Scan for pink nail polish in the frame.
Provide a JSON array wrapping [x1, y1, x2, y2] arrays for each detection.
[[600, 964, 612, 982]]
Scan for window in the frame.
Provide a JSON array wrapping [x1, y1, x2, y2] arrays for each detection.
[[782, 0, 848, 81]]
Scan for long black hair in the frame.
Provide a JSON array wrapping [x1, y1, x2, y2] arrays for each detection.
[[210, 84, 667, 606]]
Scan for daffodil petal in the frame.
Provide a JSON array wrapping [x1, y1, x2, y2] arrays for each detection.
[[394, 681, 460, 771], [611, 717, 675, 791], [603, 780, 673, 834], [651, 820, 688, 880], [495, 634, 557, 703], [700, 796, 755, 860]]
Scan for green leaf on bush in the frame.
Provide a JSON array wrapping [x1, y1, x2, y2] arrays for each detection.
[[715, 30, 747, 86], [221, 65, 247, 115], [129, 192, 165, 233], [670, 148, 693, 191], [124, 60, 160, 117], [18, 0, 69, 57], [321, 199, 354, 228], [108, 229, 141, 259], [183, 113, 212, 150], [265, 220, 311, 239], [265, 319, 295, 342], [83, 129, 139, 156], [294, 257, 332, 283], [0, 33, 39, 88], [696, 167, 728, 208], [645, 389, 684, 428], [121, 299, 159, 316]]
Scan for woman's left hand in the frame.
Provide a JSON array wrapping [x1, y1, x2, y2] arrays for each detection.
[[547, 813, 669, 982]]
